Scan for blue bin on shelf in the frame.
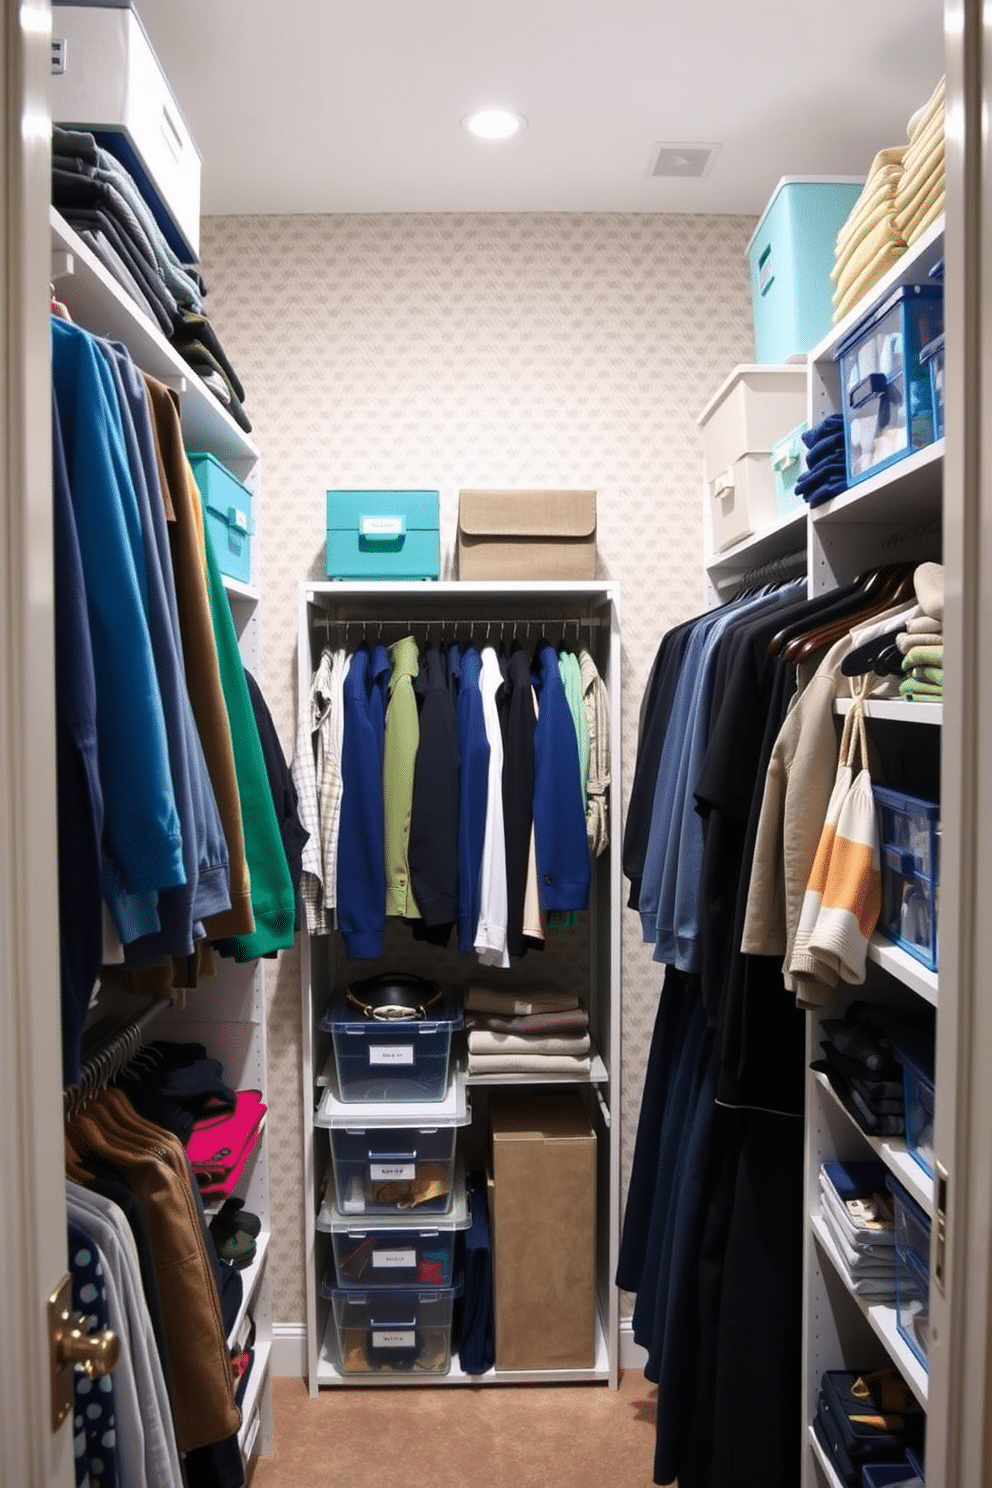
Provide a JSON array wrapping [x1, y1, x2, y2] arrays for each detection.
[[187, 451, 253, 584], [873, 785, 940, 971], [835, 284, 944, 487]]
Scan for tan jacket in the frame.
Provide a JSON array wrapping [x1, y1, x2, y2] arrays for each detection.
[[66, 1088, 241, 1452], [142, 374, 254, 942]]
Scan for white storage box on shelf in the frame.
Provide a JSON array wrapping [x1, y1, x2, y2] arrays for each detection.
[[698, 365, 808, 552], [51, 2, 202, 261]]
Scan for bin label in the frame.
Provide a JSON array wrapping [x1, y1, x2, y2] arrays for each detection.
[[369, 1044, 414, 1066], [373, 1249, 417, 1269]]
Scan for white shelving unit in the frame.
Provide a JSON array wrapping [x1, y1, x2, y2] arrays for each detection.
[[51, 207, 275, 1472], [298, 579, 622, 1393], [703, 218, 945, 1487]]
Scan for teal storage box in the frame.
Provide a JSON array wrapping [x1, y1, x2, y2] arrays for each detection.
[[747, 177, 864, 363], [326, 490, 440, 580], [770, 422, 807, 516], [187, 451, 253, 584]]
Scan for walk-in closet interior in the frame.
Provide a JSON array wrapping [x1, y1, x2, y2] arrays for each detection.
[[7, 2, 992, 1486]]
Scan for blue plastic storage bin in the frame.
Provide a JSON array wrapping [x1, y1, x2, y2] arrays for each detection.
[[873, 786, 940, 971], [187, 451, 253, 584], [920, 333, 945, 440], [326, 489, 440, 580], [894, 1041, 935, 1178], [861, 1466, 921, 1487], [319, 981, 462, 1103], [835, 284, 944, 487], [746, 176, 864, 362]]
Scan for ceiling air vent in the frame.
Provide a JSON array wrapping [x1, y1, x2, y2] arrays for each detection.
[[649, 143, 719, 179], [51, 36, 67, 75]]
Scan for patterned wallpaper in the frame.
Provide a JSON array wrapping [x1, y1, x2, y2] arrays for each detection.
[[198, 210, 756, 1328]]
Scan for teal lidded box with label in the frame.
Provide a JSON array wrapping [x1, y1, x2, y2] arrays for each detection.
[[187, 450, 253, 584], [326, 490, 440, 580]]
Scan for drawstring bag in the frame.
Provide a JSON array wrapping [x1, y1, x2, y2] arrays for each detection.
[[806, 684, 882, 985]]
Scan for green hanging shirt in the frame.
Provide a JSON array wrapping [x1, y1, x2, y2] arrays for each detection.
[[383, 634, 421, 919], [202, 513, 295, 960]]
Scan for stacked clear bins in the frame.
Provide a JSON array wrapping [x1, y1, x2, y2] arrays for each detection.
[[314, 975, 469, 1377]]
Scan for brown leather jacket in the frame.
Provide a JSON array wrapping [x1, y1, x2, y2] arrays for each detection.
[[66, 1088, 241, 1452]]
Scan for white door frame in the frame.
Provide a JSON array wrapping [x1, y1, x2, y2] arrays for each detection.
[[0, 1, 73, 1482], [925, 0, 992, 1479]]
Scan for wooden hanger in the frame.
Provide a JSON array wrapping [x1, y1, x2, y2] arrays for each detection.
[[767, 564, 913, 661], [782, 565, 917, 666]]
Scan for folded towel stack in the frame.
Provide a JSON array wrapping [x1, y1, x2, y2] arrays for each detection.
[[464, 984, 592, 1074], [795, 412, 848, 507], [832, 77, 945, 323], [899, 560, 944, 700]]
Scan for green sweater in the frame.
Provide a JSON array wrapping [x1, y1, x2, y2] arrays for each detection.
[[203, 524, 295, 960]]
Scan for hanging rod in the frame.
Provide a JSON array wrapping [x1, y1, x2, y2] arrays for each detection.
[[64, 997, 171, 1119], [734, 544, 808, 592], [313, 615, 604, 634], [881, 517, 942, 552]]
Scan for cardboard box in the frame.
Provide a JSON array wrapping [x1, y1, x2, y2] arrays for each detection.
[[457, 489, 596, 580], [489, 1089, 596, 1370]]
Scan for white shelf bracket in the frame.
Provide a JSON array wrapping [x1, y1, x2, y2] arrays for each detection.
[[51, 248, 74, 283]]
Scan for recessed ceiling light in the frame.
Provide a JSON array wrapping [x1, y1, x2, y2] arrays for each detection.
[[461, 109, 528, 141]]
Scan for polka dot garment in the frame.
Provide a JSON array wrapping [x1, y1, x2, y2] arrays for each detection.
[[68, 1221, 119, 1488]]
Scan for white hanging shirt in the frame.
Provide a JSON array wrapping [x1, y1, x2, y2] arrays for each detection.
[[474, 645, 510, 969]]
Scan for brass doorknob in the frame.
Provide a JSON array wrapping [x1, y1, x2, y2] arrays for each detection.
[[49, 1274, 121, 1430], [55, 1314, 120, 1378]]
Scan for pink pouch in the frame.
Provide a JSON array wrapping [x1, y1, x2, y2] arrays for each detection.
[[188, 1088, 266, 1193]]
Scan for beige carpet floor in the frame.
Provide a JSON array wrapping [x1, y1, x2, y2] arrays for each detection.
[[250, 1370, 659, 1488]]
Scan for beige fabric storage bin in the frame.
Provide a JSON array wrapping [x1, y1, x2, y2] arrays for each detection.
[[698, 365, 808, 483], [457, 489, 596, 580], [708, 454, 781, 553]]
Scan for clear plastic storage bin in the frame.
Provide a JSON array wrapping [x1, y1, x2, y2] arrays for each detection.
[[318, 1173, 469, 1288], [324, 1277, 463, 1376], [887, 1176, 931, 1372], [873, 787, 940, 971], [835, 284, 944, 486], [328, 1122, 459, 1217], [320, 980, 462, 1103], [920, 332, 945, 441], [894, 1041, 935, 1179]]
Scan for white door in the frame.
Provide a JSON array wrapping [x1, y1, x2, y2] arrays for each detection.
[[1, 2, 74, 1483]]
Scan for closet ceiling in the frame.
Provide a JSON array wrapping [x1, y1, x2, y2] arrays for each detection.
[[137, 0, 944, 216]]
